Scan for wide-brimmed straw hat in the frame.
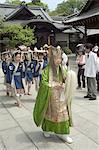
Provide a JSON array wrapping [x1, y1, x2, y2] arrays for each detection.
[[43, 44, 49, 49], [34, 47, 38, 52], [12, 50, 21, 56], [18, 45, 27, 51], [36, 49, 46, 53], [2, 51, 9, 55], [76, 44, 83, 47]]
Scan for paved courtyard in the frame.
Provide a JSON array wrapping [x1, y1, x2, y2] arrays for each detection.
[[0, 56, 99, 150]]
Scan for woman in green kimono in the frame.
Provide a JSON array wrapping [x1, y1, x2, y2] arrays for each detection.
[[33, 46, 77, 143]]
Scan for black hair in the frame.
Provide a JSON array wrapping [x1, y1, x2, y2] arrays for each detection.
[[97, 50, 99, 57], [12, 52, 21, 61], [14, 52, 21, 57], [85, 43, 93, 51]]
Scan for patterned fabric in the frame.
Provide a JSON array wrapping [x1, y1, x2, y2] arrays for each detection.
[[33, 65, 72, 134], [45, 67, 69, 123]]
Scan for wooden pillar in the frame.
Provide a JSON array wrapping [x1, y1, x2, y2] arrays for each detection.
[[84, 25, 87, 43], [68, 33, 70, 48]]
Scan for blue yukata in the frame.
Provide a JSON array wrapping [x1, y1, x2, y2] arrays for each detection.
[[21, 61, 26, 79], [32, 59, 39, 78], [2, 61, 7, 76], [38, 60, 45, 81], [2, 61, 15, 84], [13, 62, 24, 89], [32, 60, 43, 91], [25, 60, 34, 83], [43, 56, 48, 69]]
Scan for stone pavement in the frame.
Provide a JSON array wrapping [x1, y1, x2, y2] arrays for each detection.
[[0, 57, 99, 150]]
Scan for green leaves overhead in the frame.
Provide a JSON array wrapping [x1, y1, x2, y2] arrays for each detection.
[[49, 0, 87, 16], [5, 0, 49, 11], [0, 22, 36, 48], [5, 0, 21, 5]]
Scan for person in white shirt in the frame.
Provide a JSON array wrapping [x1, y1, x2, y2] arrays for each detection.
[[84, 43, 97, 100]]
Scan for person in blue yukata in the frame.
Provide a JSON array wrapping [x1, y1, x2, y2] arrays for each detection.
[[1, 52, 8, 88], [32, 49, 48, 91], [38, 50, 48, 81], [12, 51, 25, 107], [32, 49, 39, 91], [2, 52, 14, 96], [43, 51, 48, 69], [25, 52, 34, 95]]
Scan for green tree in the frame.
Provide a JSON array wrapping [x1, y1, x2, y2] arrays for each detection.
[[5, 0, 49, 11], [49, 0, 87, 16], [27, 0, 49, 11], [0, 23, 36, 48], [0, 20, 4, 29], [31, 0, 40, 3], [5, 0, 21, 5]]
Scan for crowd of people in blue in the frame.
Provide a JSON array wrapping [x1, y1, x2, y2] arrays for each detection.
[[1, 43, 99, 107], [1, 44, 49, 107]]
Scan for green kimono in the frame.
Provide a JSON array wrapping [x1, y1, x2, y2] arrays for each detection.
[[33, 65, 72, 134]]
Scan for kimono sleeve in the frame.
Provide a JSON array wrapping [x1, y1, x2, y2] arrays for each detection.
[[33, 66, 51, 127]]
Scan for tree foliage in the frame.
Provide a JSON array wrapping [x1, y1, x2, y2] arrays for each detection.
[[0, 22, 36, 48], [5, 0, 21, 5], [49, 0, 87, 16], [5, 0, 49, 10], [31, 0, 41, 3], [27, 0, 49, 11]]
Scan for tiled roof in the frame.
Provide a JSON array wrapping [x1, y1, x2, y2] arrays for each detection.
[[63, 0, 99, 26], [0, 3, 68, 31], [0, 3, 51, 21]]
